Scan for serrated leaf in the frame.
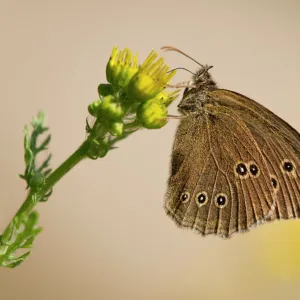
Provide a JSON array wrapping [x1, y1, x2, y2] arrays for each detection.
[[20, 112, 53, 191], [20, 234, 36, 248], [26, 211, 39, 229], [43, 169, 52, 177], [24, 125, 34, 166], [37, 134, 51, 152], [1, 222, 15, 245], [37, 154, 52, 173], [0, 210, 42, 268], [0, 245, 8, 255], [4, 251, 31, 268], [32, 111, 45, 128]]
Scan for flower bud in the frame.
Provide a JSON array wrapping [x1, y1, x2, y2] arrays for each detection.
[[99, 95, 125, 120], [88, 100, 102, 117], [98, 84, 114, 97], [110, 122, 124, 136], [106, 47, 139, 89], [137, 98, 167, 129]]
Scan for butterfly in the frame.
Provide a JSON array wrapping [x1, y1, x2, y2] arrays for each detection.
[[163, 46, 300, 238]]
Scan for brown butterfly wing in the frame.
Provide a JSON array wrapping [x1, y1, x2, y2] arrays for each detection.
[[211, 90, 300, 221], [165, 103, 277, 238]]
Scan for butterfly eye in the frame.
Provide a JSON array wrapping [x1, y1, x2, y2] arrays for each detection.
[[215, 193, 228, 208], [180, 192, 190, 203], [248, 162, 260, 178], [195, 192, 208, 207], [283, 161, 294, 172], [235, 162, 248, 178], [281, 159, 296, 177], [271, 176, 279, 192]]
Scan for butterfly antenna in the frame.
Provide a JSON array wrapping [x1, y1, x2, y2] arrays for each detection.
[[161, 46, 206, 69], [167, 67, 196, 76]]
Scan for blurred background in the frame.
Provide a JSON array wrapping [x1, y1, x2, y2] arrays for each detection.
[[1, 0, 300, 299]]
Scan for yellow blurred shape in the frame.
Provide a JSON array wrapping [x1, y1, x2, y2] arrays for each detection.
[[258, 220, 300, 280]]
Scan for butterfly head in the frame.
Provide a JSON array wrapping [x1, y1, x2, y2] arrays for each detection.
[[178, 66, 217, 115], [192, 65, 216, 90], [160, 46, 217, 114]]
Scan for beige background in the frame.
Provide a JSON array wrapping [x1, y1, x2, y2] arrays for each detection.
[[1, 0, 300, 299]]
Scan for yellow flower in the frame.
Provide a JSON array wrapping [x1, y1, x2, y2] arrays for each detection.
[[127, 51, 176, 102], [90, 47, 179, 131], [137, 98, 167, 129], [106, 47, 139, 89], [156, 89, 180, 107]]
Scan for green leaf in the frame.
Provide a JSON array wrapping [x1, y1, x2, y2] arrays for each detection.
[[20, 112, 52, 191], [24, 125, 34, 166], [1, 222, 15, 245], [0, 211, 42, 268], [25, 210, 39, 228], [37, 134, 51, 152], [4, 252, 31, 268], [37, 154, 52, 173]]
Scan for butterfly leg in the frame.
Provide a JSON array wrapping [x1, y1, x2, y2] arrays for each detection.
[[167, 115, 184, 120]]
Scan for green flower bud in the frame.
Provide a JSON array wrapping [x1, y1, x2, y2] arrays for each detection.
[[106, 47, 139, 89], [98, 84, 114, 97], [99, 95, 125, 120], [127, 51, 176, 103], [110, 122, 124, 136], [137, 98, 167, 129], [88, 99, 102, 117]]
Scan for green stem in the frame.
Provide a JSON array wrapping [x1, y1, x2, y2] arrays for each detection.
[[42, 140, 90, 199], [1, 122, 127, 245], [12, 140, 90, 221]]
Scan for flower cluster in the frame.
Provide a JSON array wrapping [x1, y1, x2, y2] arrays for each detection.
[[88, 47, 179, 135], [0, 46, 180, 269]]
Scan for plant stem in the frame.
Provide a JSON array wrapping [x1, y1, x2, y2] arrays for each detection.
[[15, 140, 90, 218]]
